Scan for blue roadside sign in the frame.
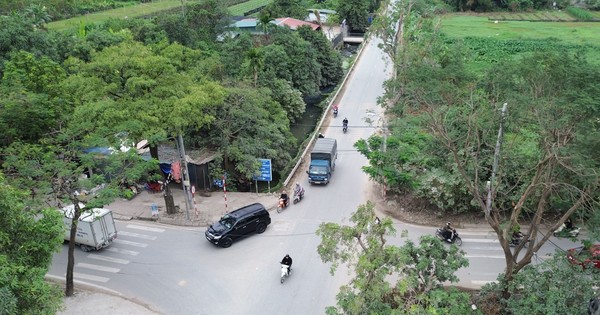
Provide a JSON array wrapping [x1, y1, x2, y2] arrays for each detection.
[[253, 159, 272, 181]]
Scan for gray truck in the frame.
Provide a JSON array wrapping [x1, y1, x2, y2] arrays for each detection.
[[306, 138, 337, 184]]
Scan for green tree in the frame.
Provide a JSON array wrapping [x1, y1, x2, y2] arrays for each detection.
[[380, 11, 600, 293], [0, 51, 68, 146], [0, 173, 64, 313], [316, 201, 472, 314], [242, 47, 264, 87], [197, 84, 295, 188], [271, 27, 322, 95], [3, 135, 156, 297], [62, 40, 225, 214], [479, 252, 600, 314], [264, 0, 309, 20], [297, 25, 343, 88], [336, 0, 370, 32], [265, 78, 306, 123]]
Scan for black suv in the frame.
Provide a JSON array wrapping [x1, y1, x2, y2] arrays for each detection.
[[205, 203, 271, 248]]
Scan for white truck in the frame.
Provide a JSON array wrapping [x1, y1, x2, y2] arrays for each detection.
[[60, 204, 118, 252]]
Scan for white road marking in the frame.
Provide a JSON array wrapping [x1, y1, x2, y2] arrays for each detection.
[[465, 246, 503, 251], [104, 247, 139, 256], [72, 272, 110, 283], [113, 239, 148, 248], [465, 254, 505, 259], [462, 239, 499, 243], [87, 254, 130, 265], [126, 224, 165, 233], [119, 231, 157, 240], [76, 262, 120, 273]]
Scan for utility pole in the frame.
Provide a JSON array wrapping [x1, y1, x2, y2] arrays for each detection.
[[176, 134, 192, 221], [486, 103, 508, 218]]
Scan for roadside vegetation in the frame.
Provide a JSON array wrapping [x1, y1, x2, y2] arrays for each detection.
[[1, 0, 599, 313], [367, 0, 600, 312]]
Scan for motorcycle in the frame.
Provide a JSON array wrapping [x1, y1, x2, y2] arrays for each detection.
[[435, 228, 462, 246], [277, 198, 289, 213], [333, 107, 338, 118], [553, 223, 580, 238], [280, 264, 291, 284], [509, 236, 530, 248], [293, 189, 305, 204], [342, 123, 348, 133]]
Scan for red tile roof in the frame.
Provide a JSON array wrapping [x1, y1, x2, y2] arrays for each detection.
[[274, 17, 320, 31]]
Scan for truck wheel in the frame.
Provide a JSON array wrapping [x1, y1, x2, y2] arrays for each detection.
[[80, 244, 91, 252]]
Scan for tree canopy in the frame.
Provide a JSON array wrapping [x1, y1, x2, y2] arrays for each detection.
[[0, 173, 64, 314], [316, 202, 473, 314]]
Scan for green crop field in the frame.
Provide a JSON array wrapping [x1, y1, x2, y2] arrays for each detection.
[[48, 0, 184, 31], [440, 13, 600, 71], [441, 14, 600, 45], [228, 0, 273, 16]]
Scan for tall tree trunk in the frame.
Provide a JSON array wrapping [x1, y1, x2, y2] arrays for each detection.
[[164, 184, 176, 214], [65, 199, 82, 296], [149, 144, 177, 214]]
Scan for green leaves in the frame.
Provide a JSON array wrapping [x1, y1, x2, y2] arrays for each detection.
[[316, 202, 471, 313], [0, 174, 63, 314]]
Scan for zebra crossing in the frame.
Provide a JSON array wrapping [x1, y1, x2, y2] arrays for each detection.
[[66, 223, 165, 284]]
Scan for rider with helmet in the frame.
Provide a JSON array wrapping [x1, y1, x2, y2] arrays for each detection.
[[443, 222, 455, 242], [342, 117, 349, 128], [294, 182, 304, 199], [281, 254, 293, 271], [279, 190, 289, 208]]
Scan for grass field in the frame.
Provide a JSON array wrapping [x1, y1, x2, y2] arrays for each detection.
[[47, 0, 274, 31], [228, 0, 273, 16], [441, 14, 600, 46], [47, 0, 184, 31]]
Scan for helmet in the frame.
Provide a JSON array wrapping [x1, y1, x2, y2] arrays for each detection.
[[446, 222, 452, 227]]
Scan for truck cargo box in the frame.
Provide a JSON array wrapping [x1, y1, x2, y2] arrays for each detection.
[[60, 205, 118, 252]]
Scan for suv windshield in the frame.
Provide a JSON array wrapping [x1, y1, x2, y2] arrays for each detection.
[[219, 215, 235, 228]]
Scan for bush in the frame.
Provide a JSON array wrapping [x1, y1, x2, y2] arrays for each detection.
[[566, 6, 595, 20]]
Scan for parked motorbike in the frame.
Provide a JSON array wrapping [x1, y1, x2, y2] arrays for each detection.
[[277, 198, 289, 213], [435, 228, 462, 246], [293, 189, 305, 204], [280, 264, 291, 284], [553, 223, 580, 238]]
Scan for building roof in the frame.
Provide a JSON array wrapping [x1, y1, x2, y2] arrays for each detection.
[[231, 17, 319, 31], [274, 17, 320, 31]]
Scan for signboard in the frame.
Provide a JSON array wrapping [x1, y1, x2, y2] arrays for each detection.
[[253, 159, 272, 181]]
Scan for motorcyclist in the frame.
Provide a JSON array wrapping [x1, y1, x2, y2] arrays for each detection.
[[511, 225, 524, 245], [565, 217, 574, 230], [342, 117, 348, 128], [443, 222, 455, 241], [294, 182, 304, 198], [333, 104, 339, 115], [279, 190, 289, 208], [281, 254, 293, 271]]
